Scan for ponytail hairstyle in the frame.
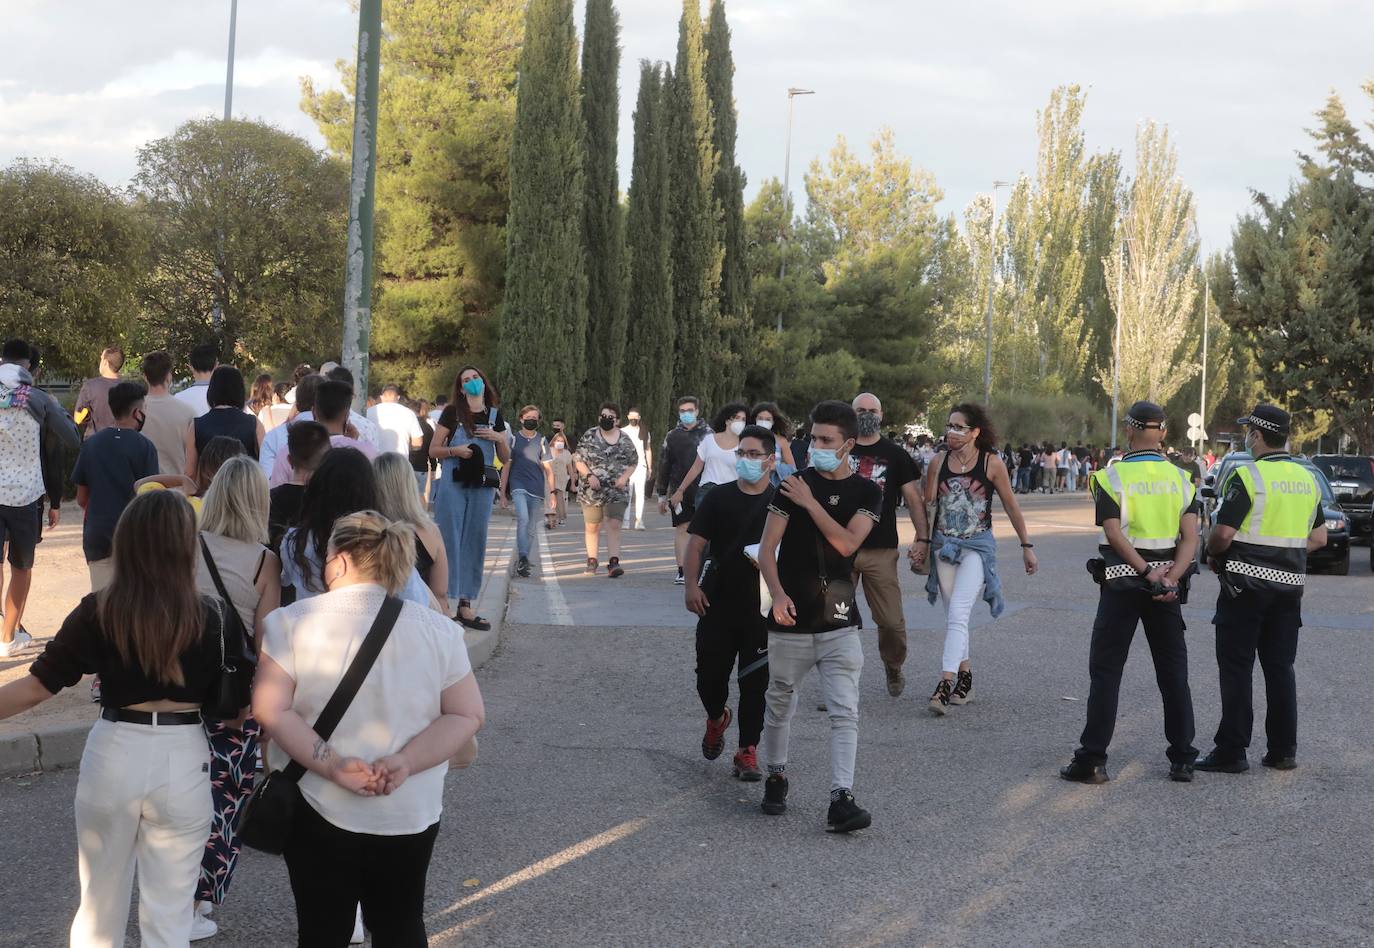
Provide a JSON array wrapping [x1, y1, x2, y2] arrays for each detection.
[[327, 510, 416, 595], [950, 403, 998, 453]]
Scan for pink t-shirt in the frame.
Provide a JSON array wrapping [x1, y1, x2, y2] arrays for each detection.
[[268, 433, 378, 487]]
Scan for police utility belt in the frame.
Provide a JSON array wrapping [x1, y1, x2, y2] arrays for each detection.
[[1086, 556, 1198, 602]]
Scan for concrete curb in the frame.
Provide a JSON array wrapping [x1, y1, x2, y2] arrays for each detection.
[[1, 511, 521, 779]]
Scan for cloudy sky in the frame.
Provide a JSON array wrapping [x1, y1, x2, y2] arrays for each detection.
[[2, 0, 1371, 250]]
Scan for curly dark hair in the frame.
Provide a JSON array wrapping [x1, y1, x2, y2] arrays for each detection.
[[950, 403, 998, 453], [711, 401, 749, 434], [749, 402, 792, 439], [287, 448, 378, 594]]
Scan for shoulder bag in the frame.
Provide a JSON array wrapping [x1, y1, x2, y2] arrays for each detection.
[[238, 595, 404, 855], [813, 531, 858, 630], [200, 535, 256, 720], [452, 408, 502, 489]]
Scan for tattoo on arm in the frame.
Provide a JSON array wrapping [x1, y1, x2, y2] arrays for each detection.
[[312, 738, 332, 763]]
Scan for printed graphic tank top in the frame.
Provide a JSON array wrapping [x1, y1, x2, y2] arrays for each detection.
[[936, 450, 994, 538]]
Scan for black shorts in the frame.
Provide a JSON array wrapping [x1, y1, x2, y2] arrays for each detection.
[[0, 500, 43, 569], [671, 500, 696, 527]]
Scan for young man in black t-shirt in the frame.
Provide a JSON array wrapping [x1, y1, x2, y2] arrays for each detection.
[[758, 401, 882, 833], [683, 426, 777, 782]]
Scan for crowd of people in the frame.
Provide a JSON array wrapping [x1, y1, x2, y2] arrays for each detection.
[[0, 334, 1326, 944]]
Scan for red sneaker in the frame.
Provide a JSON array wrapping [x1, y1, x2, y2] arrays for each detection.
[[732, 745, 763, 781], [701, 707, 732, 760]]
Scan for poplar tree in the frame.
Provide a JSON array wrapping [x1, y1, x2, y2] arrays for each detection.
[[623, 63, 676, 447], [580, 0, 625, 417], [704, 0, 749, 400], [498, 0, 587, 422], [667, 0, 723, 409]]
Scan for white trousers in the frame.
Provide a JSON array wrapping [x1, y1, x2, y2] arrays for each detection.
[[70, 717, 211, 948], [623, 466, 648, 524], [937, 553, 985, 674], [762, 628, 864, 792]]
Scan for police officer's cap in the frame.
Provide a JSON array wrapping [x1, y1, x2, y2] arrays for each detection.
[[1124, 401, 1166, 430], [1236, 403, 1290, 435]]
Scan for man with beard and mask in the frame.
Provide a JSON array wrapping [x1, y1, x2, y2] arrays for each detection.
[[574, 402, 639, 578], [848, 393, 928, 697]]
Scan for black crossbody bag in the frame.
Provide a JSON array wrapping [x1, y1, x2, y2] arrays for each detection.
[[199, 535, 256, 720], [238, 596, 403, 855], [814, 532, 858, 630]]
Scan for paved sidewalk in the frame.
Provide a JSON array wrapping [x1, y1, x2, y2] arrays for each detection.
[[0, 509, 518, 776]]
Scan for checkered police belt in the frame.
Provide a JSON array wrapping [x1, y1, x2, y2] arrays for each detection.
[[1103, 560, 1174, 581], [1226, 560, 1305, 586], [1244, 414, 1283, 433]]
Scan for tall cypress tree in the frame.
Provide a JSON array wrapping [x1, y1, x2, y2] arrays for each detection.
[[623, 62, 675, 447], [667, 0, 723, 411], [704, 0, 749, 402], [580, 0, 625, 417], [499, 0, 587, 423]]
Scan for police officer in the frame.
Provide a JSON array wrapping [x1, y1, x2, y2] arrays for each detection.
[[1061, 401, 1201, 784], [1196, 404, 1326, 773]]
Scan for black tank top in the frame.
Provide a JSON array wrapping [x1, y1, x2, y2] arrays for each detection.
[[194, 406, 259, 460], [936, 450, 994, 538]]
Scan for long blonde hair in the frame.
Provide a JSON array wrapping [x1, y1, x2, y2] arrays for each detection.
[[98, 491, 205, 686], [201, 456, 270, 545], [328, 511, 415, 595], [372, 452, 430, 530]]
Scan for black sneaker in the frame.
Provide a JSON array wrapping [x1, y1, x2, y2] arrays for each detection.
[[673, 567, 685, 586], [1261, 751, 1297, 770], [826, 790, 872, 833], [1169, 761, 1195, 782], [607, 556, 624, 578], [950, 669, 974, 705], [761, 773, 788, 815], [1196, 750, 1249, 773], [516, 556, 531, 578], [1060, 757, 1110, 784], [585, 557, 599, 575]]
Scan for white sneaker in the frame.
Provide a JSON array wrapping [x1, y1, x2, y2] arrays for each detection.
[[196, 901, 214, 918], [0, 629, 33, 658], [190, 913, 218, 941], [634, 521, 645, 530], [351, 904, 365, 944]]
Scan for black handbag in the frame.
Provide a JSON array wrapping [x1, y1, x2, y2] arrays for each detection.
[[238, 596, 403, 855], [451, 408, 502, 489], [200, 535, 256, 720], [814, 533, 858, 630]]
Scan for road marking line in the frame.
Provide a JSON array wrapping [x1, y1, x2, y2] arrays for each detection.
[[536, 520, 574, 626]]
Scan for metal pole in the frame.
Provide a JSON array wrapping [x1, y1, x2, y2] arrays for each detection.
[[777, 94, 795, 333], [1200, 275, 1209, 448], [1111, 237, 1124, 442], [224, 0, 237, 119], [341, 0, 382, 411], [983, 181, 1008, 404]]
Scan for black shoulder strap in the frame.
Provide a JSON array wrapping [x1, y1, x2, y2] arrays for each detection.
[[283, 595, 404, 783], [199, 534, 234, 604]]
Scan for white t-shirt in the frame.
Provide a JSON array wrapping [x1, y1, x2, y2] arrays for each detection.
[[368, 402, 423, 456], [349, 410, 381, 448], [620, 425, 647, 466], [261, 584, 472, 835], [174, 381, 211, 418], [696, 434, 738, 487]]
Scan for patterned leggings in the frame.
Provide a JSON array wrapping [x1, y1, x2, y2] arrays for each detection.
[[196, 717, 261, 905]]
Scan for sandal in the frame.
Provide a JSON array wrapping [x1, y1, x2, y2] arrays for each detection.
[[453, 600, 491, 632]]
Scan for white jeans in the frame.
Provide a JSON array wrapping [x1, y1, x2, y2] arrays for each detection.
[[71, 717, 211, 948], [762, 628, 864, 792], [623, 466, 648, 525], [937, 553, 985, 674]]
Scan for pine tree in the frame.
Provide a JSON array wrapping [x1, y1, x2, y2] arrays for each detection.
[[580, 0, 625, 419], [704, 0, 749, 402], [498, 0, 587, 423], [667, 0, 723, 411], [622, 63, 676, 450]]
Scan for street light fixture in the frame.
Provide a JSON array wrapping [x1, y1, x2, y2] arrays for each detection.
[[983, 179, 1011, 404], [777, 87, 815, 332]]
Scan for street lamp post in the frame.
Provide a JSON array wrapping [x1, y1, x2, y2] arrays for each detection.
[[777, 87, 814, 332], [1110, 232, 1135, 442], [224, 0, 237, 120], [983, 180, 1010, 405], [1200, 273, 1209, 447]]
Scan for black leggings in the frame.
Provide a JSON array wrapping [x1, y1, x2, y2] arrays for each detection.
[[284, 800, 439, 948], [696, 611, 769, 748]]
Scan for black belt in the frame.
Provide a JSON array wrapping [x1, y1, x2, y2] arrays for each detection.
[[101, 708, 203, 726]]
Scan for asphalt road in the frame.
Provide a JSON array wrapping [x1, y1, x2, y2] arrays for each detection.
[[3, 492, 1374, 947]]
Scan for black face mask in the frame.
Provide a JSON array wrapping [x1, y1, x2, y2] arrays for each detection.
[[522, 418, 539, 431], [599, 416, 616, 431]]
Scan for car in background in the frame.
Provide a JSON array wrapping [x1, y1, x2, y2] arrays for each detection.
[[1200, 452, 1350, 575], [1310, 455, 1373, 543]]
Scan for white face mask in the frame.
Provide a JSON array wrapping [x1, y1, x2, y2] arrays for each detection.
[[728, 420, 746, 436], [756, 418, 774, 430]]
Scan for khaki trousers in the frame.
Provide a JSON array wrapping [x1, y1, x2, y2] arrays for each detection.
[[852, 546, 907, 671]]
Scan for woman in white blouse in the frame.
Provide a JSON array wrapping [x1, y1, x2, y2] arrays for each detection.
[[670, 401, 749, 509], [254, 511, 485, 946]]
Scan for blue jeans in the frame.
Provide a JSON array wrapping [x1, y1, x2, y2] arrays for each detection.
[[511, 489, 543, 560], [433, 481, 494, 601]]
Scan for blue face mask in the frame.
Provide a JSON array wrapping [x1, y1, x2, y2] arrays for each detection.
[[810, 447, 844, 472], [462, 377, 485, 397], [736, 457, 767, 484], [679, 411, 697, 426]]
